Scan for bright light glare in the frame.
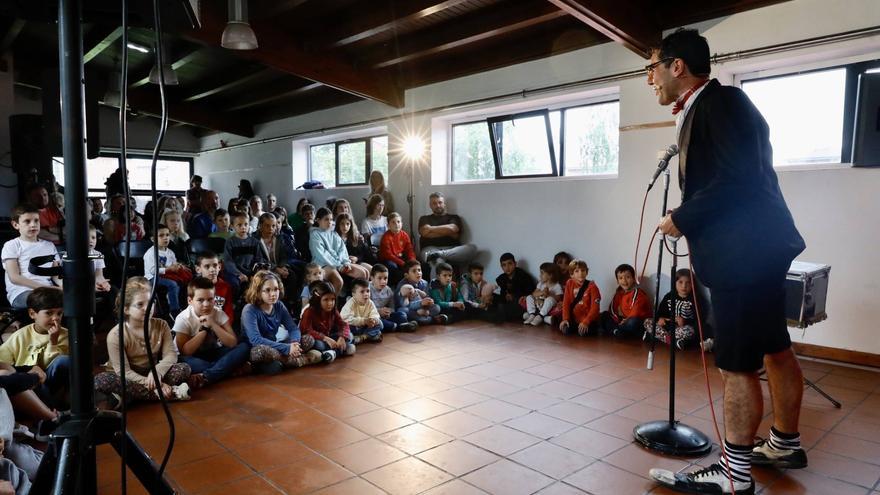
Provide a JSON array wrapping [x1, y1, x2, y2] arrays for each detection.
[[402, 135, 426, 161], [126, 42, 150, 53]]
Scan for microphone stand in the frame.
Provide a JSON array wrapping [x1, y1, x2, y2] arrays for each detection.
[[633, 168, 711, 456]]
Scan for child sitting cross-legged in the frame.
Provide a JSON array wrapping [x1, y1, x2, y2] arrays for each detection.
[[396, 260, 442, 325], [524, 262, 563, 327], [242, 271, 322, 375], [559, 259, 601, 336], [600, 263, 652, 338], [370, 264, 416, 333], [222, 211, 261, 297], [95, 277, 192, 409], [429, 262, 466, 323], [340, 279, 383, 344], [2, 204, 62, 311], [494, 253, 536, 322], [0, 287, 70, 411], [144, 224, 191, 317], [460, 262, 495, 320], [173, 277, 251, 390], [193, 251, 234, 323], [378, 212, 416, 274], [643, 268, 703, 350], [300, 281, 356, 362]]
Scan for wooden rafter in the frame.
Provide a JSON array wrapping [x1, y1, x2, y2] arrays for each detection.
[[128, 47, 202, 89], [0, 18, 25, 56], [227, 81, 323, 112], [545, 0, 660, 58], [182, 67, 273, 102], [126, 90, 255, 137], [181, 5, 404, 108], [83, 26, 122, 64], [369, 1, 568, 69]]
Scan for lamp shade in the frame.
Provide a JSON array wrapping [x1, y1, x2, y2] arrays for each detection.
[[221, 21, 258, 50], [148, 63, 179, 85]]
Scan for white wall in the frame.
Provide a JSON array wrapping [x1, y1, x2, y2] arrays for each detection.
[[196, 0, 880, 355]]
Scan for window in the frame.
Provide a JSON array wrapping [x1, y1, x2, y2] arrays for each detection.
[[449, 100, 619, 182], [742, 68, 847, 166], [53, 154, 192, 210], [308, 135, 388, 187]]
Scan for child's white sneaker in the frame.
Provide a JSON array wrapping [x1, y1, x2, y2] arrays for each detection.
[[530, 315, 543, 326], [173, 383, 191, 401]]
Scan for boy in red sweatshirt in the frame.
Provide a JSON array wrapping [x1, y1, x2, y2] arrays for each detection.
[[559, 259, 601, 336], [600, 263, 652, 338], [378, 212, 416, 270]]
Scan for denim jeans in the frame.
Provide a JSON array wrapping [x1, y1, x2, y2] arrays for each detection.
[[39, 355, 70, 409], [155, 276, 180, 313], [181, 342, 251, 384], [350, 324, 382, 339], [380, 309, 408, 331], [406, 304, 440, 325]]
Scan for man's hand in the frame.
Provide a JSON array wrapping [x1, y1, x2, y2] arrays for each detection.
[[96, 279, 111, 292], [238, 273, 248, 282], [659, 212, 682, 238], [29, 366, 47, 384]]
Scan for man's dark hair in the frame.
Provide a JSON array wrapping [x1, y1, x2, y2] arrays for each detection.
[[658, 28, 711, 77], [615, 263, 636, 277], [27, 287, 63, 312], [499, 252, 515, 263], [351, 279, 369, 291]]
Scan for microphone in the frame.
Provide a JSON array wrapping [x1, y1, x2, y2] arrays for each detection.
[[647, 144, 680, 190]]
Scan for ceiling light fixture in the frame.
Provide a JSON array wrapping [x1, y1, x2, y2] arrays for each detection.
[[148, 41, 179, 85], [221, 0, 258, 50], [126, 42, 150, 53]]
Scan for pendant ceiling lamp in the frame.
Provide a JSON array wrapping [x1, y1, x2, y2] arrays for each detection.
[[221, 0, 258, 50]]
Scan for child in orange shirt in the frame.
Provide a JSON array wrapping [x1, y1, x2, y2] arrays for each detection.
[[559, 259, 601, 336], [378, 212, 416, 271], [600, 263, 652, 338]]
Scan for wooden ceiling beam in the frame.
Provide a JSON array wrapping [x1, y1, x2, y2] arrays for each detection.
[[83, 26, 123, 64], [128, 47, 202, 89], [246, 88, 363, 124], [125, 90, 255, 137], [181, 67, 273, 102], [321, 0, 471, 48], [0, 18, 25, 57], [227, 81, 323, 112], [181, 5, 404, 108], [369, 1, 567, 69], [545, 0, 660, 58]]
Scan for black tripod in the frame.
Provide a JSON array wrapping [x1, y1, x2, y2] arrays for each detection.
[[633, 168, 712, 457], [29, 1, 174, 493]]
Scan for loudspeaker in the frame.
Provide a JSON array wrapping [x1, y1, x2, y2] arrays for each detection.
[[41, 68, 100, 159], [9, 114, 51, 176], [852, 72, 880, 167]]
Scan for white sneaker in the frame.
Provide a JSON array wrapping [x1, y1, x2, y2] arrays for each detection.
[[173, 383, 191, 401], [649, 463, 754, 494], [530, 314, 543, 326], [522, 312, 532, 322], [543, 315, 553, 325], [701, 338, 714, 352]]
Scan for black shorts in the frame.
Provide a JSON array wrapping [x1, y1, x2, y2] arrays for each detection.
[[710, 279, 791, 372]]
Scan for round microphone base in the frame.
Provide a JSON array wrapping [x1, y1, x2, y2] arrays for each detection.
[[633, 420, 712, 457]]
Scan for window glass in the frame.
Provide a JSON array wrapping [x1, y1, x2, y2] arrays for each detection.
[[563, 102, 619, 176], [309, 143, 336, 187], [451, 122, 494, 181], [338, 141, 367, 185], [371, 136, 389, 179], [490, 113, 555, 177]]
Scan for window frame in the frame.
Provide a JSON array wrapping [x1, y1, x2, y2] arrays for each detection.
[[737, 58, 880, 167], [446, 97, 620, 184], [308, 134, 387, 188], [54, 151, 194, 198], [486, 109, 558, 180]]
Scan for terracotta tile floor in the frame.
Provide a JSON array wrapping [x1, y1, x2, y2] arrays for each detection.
[[96, 321, 880, 494]]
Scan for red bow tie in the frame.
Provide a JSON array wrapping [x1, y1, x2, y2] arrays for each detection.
[[672, 79, 709, 115]]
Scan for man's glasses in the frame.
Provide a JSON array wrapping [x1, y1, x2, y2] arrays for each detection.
[[645, 57, 674, 73]]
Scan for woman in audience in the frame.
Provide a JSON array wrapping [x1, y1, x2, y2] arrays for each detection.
[[103, 193, 145, 242], [309, 207, 369, 293], [334, 213, 374, 273], [288, 198, 309, 229], [361, 194, 388, 248], [266, 193, 277, 212], [238, 179, 255, 202], [331, 199, 353, 222], [248, 196, 264, 233], [367, 170, 395, 215]]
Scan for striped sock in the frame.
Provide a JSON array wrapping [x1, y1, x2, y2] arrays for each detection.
[[768, 425, 801, 451], [721, 440, 753, 483]]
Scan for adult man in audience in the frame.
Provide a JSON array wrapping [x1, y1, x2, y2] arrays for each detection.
[[187, 190, 220, 239], [186, 174, 205, 221], [27, 184, 64, 245], [418, 192, 476, 279], [646, 29, 806, 495]]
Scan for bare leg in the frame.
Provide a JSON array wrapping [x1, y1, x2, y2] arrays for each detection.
[[324, 267, 343, 293], [763, 348, 804, 433], [347, 264, 370, 280], [721, 370, 763, 445], [9, 391, 56, 421]]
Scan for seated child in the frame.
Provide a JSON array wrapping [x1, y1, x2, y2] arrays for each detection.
[[524, 262, 563, 327], [241, 271, 322, 375], [173, 277, 250, 389], [369, 264, 416, 332], [208, 208, 232, 239], [0, 386, 44, 484], [643, 269, 702, 349], [601, 263, 652, 338], [554, 251, 573, 286], [94, 277, 192, 407], [222, 212, 261, 295], [160, 209, 191, 268], [494, 253, 536, 322], [460, 262, 496, 319], [340, 279, 383, 344], [300, 281, 356, 362], [378, 212, 416, 271], [300, 262, 324, 315], [559, 259, 601, 336], [0, 287, 70, 410], [429, 262, 466, 323], [395, 260, 441, 325], [144, 224, 191, 316], [193, 251, 234, 323], [88, 225, 112, 294], [293, 203, 316, 262], [2, 204, 62, 310]]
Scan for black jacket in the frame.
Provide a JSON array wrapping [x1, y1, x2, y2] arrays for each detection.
[[671, 80, 805, 289]]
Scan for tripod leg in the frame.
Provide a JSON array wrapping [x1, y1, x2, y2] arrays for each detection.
[[112, 430, 176, 495], [52, 438, 77, 495], [804, 377, 842, 408]]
